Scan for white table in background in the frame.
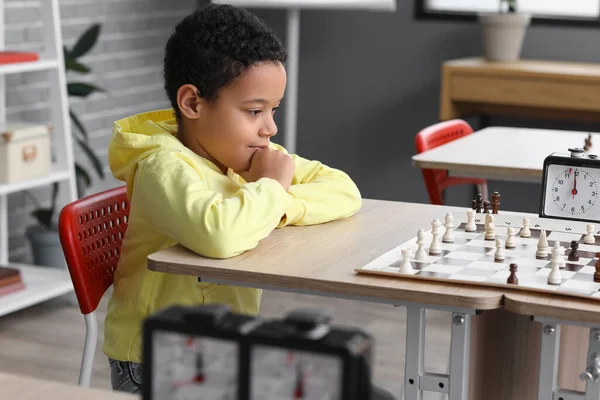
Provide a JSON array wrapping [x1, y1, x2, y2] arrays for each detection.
[[412, 127, 598, 183]]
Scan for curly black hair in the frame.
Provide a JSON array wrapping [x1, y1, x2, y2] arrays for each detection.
[[163, 4, 287, 122]]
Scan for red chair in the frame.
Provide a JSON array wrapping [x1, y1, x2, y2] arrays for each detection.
[[58, 186, 129, 387], [415, 119, 488, 205]]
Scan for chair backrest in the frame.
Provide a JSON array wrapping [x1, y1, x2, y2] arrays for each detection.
[[415, 119, 474, 204], [58, 186, 129, 315]]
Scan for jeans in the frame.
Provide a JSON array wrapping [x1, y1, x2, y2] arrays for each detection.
[[108, 358, 396, 400], [109, 358, 143, 394]]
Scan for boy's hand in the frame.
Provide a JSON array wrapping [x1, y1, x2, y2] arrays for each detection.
[[239, 147, 294, 191]]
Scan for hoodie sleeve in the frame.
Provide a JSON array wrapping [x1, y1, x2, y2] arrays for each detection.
[[136, 151, 292, 259], [271, 145, 362, 227]]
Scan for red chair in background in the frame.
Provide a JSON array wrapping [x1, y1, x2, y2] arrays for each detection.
[[415, 119, 488, 205], [58, 186, 129, 387]]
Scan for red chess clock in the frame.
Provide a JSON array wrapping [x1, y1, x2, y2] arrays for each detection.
[[540, 148, 600, 223]]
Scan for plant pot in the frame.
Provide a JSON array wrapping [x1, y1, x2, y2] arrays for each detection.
[[25, 224, 66, 268], [478, 12, 531, 61]]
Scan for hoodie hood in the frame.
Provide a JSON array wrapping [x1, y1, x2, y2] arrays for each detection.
[[108, 109, 188, 197]]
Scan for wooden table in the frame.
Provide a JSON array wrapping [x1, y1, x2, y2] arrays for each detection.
[[148, 199, 600, 399], [411, 126, 599, 183], [440, 57, 600, 124], [0, 372, 137, 400]]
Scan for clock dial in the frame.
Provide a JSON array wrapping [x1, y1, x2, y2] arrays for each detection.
[[544, 164, 600, 220], [551, 167, 598, 215]]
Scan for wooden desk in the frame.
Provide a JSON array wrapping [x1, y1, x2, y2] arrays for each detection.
[[440, 57, 600, 124], [0, 372, 137, 400], [411, 126, 599, 183], [148, 199, 597, 399]]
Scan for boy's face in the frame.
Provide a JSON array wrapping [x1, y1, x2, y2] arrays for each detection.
[[179, 61, 287, 173]]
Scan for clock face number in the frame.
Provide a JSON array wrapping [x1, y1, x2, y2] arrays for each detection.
[[551, 167, 598, 216]]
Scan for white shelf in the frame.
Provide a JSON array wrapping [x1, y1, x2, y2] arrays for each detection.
[[0, 263, 74, 318], [0, 59, 59, 75], [0, 166, 70, 196]]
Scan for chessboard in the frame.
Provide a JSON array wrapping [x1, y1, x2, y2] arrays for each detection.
[[355, 194, 600, 300]]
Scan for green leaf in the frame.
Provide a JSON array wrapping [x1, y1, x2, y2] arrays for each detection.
[[70, 24, 101, 58], [63, 46, 71, 60], [68, 82, 104, 97], [75, 162, 92, 188], [76, 137, 105, 179], [65, 58, 90, 73], [70, 109, 88, 140]]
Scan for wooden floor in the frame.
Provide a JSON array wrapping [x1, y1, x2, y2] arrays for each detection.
[[0, 289, 454, 399]]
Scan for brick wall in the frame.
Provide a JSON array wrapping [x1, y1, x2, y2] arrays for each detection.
[[5, 0, 196, 262]]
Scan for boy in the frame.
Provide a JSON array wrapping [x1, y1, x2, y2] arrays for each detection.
[[104, 3, 362, 393]]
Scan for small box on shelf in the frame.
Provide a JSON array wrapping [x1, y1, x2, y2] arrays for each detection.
[[0, 122, 51, 184]]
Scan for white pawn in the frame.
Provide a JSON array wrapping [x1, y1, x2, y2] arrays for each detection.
[[548, 241, 562, 285], [494, 239, 506, 261], [536, 230, 548, 258], [505, 226, 516, 249], [442, 213, 454, 243], [520, 218, 531, 238], [399, 249, 413, 273], [415, 229, 427, 261], [585, 224, 596, 244], [485, 215, 496, 240], [429, 219, 442, 255], [465, 209, 476, 232]]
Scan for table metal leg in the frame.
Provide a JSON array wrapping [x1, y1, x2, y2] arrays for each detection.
[[404, 307, 425, 400], [449, 312, 471, 400], [404, 308, 472, 400], [535, 317, 600, 400], [538, 322, 561, 399]]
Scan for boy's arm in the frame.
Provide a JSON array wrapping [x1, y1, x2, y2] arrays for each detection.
[[136, 152, 292, 259], [271, 144, 362, 227]]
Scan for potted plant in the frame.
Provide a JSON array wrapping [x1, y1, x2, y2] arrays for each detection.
[[478, 0, 531, 61], [25, 24, 106, 268]]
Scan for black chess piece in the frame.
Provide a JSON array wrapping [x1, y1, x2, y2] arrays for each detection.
[[475, 194, 483, 213], [568, 240, 580, 261], [507, 263, 518, 284], [483, 200, 491, 214]]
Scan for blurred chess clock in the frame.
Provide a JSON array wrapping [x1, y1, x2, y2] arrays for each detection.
[[142, 304, 374, 400], [541, 147, 600, 222]]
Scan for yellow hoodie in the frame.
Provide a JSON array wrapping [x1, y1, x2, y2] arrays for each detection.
[[103, 109, 362, 363]]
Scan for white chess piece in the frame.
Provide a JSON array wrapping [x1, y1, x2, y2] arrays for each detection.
[[548, 241, 562, 285], [585, 224, 596, 244], [465, 209, 476, 232], [399, 248, 413, 273], [415, 229, 427, 261], [442, 213, 454, 243], [505, 226, 516, 249], [429, 219, 442, 255], [520, 218, 531, 238], [485, 215, 495, 240], [536, 230, 548, 258], [494, 239, 505, 261]]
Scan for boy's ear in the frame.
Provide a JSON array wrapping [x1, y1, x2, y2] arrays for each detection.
[[177, 84, 202, 119]]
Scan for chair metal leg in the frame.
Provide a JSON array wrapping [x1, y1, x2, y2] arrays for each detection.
[[79, 311, 98, 387], [476, 183, 489, 202]]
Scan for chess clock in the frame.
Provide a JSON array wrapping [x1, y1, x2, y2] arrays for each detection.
[[142, 304, 374, 400], [540, 147, 600, 223]]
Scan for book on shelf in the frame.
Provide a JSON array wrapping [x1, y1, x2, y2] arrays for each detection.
[[0, 51, 38, 64], [0, 265, 25, 296]]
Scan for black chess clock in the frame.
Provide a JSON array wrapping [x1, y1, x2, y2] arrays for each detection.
[[540, 147, 600, 223], [142, 304, 375, 400]]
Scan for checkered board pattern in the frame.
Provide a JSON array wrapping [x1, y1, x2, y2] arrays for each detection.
[[355, 212, 600, 300]]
